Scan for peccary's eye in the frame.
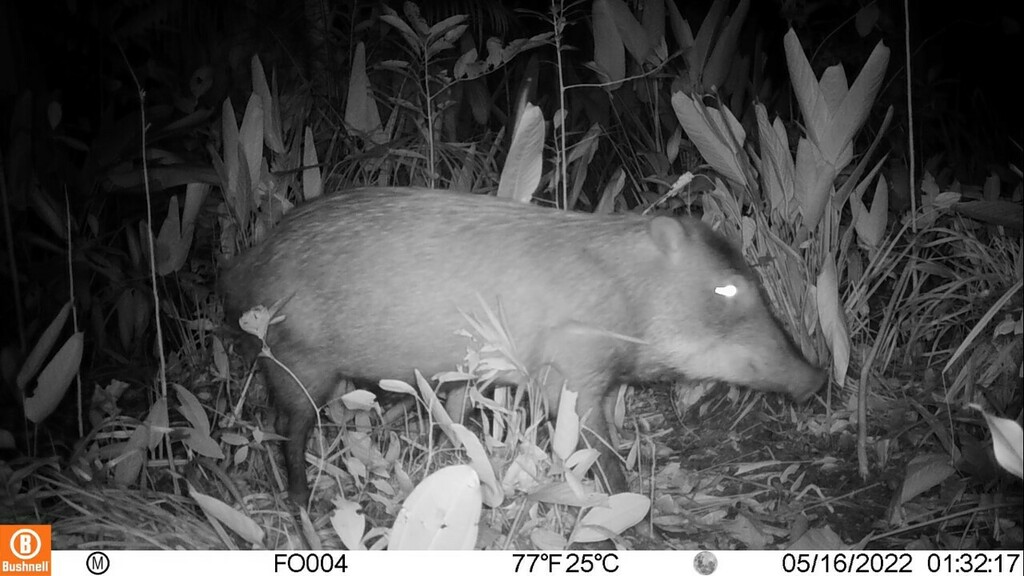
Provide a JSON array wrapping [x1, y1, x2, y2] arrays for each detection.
[[713, 275, 746, 300], [714, 283, 738, 298], [706, 276, 747, 329]]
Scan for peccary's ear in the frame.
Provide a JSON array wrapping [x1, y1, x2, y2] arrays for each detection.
[[648, 217, 690, 257]]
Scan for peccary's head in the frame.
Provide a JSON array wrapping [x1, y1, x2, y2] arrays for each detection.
[[639, 216, 825, 401]]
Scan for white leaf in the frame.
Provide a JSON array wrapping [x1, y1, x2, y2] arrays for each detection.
[[977, 409, 1024, 479], [302, 126, 323, 200], [190, 485, 265, 545], [570, 493, 651, 543], [17, 301, 72, 391], [815, 256, 850, 385], [497, 102, 545, 203], [331, 496, 367, 550], [389, 465, 482, 550], [24, 332, 83, 423], [344, 42, 385, 143]]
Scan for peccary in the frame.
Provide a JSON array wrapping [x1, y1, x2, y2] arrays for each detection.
[[219, 187, 824, 503]]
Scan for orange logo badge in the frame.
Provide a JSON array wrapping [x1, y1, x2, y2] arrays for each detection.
[[1, 525, 51, 576]]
